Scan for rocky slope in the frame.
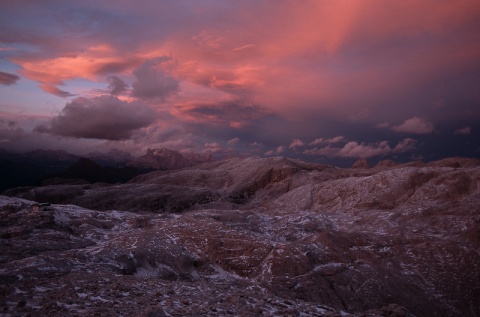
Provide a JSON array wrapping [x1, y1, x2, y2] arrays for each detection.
[[1, 156, 479, 316]]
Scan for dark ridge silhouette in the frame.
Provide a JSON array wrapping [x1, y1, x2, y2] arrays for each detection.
[[0, 150, 78, 192], [45, 157, 146, 184], [0, 148, 215, 193]]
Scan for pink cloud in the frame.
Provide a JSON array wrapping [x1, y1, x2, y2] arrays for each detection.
[[6, 1, 480, 118], [454, 126, 471, 135], [303, 146, 339, 158], [304, 138, 416, 159], [310, 136, 345, 146], [266, 145, 287, 156], [393, 138, 417, 153], [339, 141, 391, 158], [129, 125, 196, 154], [276, 146, 286, 154], [204, 142, 222, 151], [392, 117, 434, 134], [1, 1, 479, 158], [289, 139, 305, 150], [375, 122, 390, 129], [200, 142, 239, 156], [233, 44, 255, 52], [208, 65, 265, 94], [14, 45, 134, 82], [227, 137, 240, 145]]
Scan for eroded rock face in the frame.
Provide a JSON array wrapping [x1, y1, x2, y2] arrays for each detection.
[[1, 156, 480, 316]]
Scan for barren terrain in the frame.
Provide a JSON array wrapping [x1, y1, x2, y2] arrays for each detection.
[[1, 156, 479, 316]]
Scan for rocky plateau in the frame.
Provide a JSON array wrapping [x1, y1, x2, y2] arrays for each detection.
[[1, 156, 479, 316]]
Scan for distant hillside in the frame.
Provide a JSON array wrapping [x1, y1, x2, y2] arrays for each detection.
[[0, 148, 216, 192], [44, 157, 145, 184], [0, 149, 78, 192], [86, 149, 134, 168]]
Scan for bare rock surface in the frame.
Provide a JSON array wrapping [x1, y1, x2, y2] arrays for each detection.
[[1, 156, 480, 316]]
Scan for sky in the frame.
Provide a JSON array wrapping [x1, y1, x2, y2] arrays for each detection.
[[1, 0, 479, 165]]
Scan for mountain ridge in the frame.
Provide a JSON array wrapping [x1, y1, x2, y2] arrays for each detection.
[[0, 147, 215, 192]]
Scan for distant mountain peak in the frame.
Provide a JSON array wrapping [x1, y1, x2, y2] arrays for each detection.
[[146, 147, 177, 157], [130, 148, 213, 170], [352, 157, 370, 168]]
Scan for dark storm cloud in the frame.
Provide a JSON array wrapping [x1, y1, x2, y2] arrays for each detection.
[[39, 84, 75, 98], [178, 101, 274, 127], [36, 95, 156, 140], [174, 100, 290, 156], [131, 57, 180, 102], [107, 75, 128, 96], [0, 71, 20, 85]]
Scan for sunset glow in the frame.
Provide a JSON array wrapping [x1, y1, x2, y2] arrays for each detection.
[[1, 0, 479, 163]]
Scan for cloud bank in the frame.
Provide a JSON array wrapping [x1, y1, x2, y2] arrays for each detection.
[[392, 117, 435, 134], [36, 96, 157, 140], [304, 138, 416, 159], [0, 1, 479, 161], [107, 75, 128, 96], [132, 57, 180, 102]]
